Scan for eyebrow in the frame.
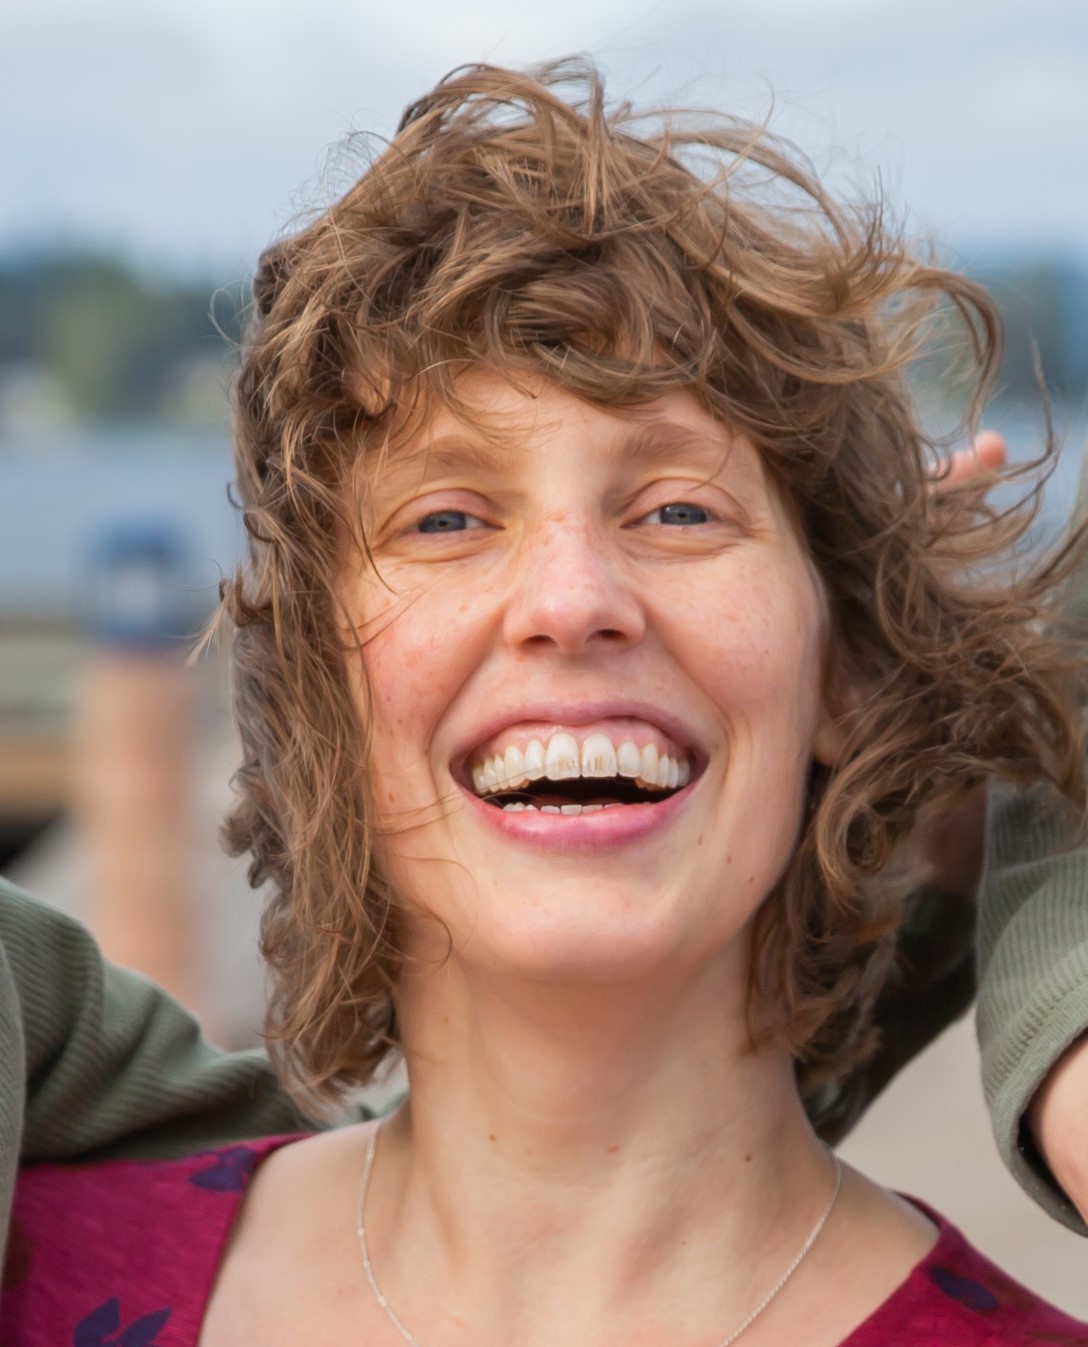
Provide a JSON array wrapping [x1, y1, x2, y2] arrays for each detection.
[[391, 418, 740, 483], [398, 436, 511, 479], [610, 420, 738, 475]]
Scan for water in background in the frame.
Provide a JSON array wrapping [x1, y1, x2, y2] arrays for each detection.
[[0, 426, 241, 621], [987, 397, 1088, 537]]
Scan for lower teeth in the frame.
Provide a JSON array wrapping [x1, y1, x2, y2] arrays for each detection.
[[502, 802, 609, 814]]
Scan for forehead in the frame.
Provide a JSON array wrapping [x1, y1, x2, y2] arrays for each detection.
[[365, 371, 773, 499]]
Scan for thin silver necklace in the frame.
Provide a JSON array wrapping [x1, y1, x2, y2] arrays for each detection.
[[355, 1125, 843, 1347]]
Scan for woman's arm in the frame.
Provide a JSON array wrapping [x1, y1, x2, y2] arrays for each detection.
[[975, 446, 1088, 1235], [0, 877, 316, 1269], [978, 780, 1088, 1234], [1027, 1031, 1088, 1220], [807, 771, 1088, 1236]]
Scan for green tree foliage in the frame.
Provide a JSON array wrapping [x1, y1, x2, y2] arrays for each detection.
[[0, 253, 245, 423]]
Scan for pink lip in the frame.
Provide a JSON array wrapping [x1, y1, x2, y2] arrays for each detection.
[[459, 777, 695, 852], [450, 697, 704, 784]]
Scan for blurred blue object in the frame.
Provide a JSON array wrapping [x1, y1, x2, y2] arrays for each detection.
[[83, 519, 198, 650]]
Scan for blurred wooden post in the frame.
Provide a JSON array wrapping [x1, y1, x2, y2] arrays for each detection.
[[70, 521, 204, 1013], [72, 652, 199, 1006]]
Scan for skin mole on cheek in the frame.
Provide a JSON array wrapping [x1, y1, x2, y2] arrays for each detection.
[[606, 1144, 619, 1154]]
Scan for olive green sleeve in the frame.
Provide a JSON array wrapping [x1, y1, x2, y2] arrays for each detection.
[[0, 903, 27, 1276], [976, 453, 1088, 1235], [978, 781, 1088, 1235], [0, 877, 316, 1270]]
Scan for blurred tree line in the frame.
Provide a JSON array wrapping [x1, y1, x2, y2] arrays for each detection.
[[0, 249, 1085, 428], [0, 253, 245, 428]]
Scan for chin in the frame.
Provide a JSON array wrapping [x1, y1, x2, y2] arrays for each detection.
[[422, 876, 749, 989]]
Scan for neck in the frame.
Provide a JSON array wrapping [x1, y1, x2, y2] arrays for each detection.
[[399, 950, 793, 1157], [367, 953, 834, 1345]]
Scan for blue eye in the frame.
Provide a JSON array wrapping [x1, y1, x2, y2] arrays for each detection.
[[651, 503, 710, 526], [417, 510, 476, 533]]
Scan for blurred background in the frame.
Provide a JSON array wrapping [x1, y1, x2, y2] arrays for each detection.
[[2, 0, 1087, 1314]]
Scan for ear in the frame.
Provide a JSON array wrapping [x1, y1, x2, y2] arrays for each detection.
[[812, 659, 859, 767], [812, 637, 863, 768], [812, 709, 848, 767]]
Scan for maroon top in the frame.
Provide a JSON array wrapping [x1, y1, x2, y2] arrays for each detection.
[[3, 1135, 1087, 1345]]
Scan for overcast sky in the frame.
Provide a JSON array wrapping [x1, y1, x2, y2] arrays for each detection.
[[3, 0, 1086, 279]]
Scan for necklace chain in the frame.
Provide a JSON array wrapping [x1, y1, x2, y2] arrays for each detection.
[[355, 1125, 843, 1347]]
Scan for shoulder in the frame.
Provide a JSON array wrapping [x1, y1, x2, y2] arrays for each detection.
[[0, 1135, 305, 1347], [198, 1123, 380, 1344], [846, 1201, 1088, 1345]]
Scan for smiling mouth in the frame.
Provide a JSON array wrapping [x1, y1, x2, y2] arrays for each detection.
[[466, 730, 694, 814]]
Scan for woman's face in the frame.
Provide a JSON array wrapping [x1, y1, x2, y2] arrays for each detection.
[[342, 370, 842, 985]]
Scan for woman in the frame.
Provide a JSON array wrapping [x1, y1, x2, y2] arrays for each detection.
[[5, 60, 1088, 1345]]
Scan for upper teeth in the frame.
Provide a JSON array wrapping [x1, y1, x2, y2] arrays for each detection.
[[470, 730, 691, 796]]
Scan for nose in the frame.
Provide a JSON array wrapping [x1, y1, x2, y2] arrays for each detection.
[[502, 515, 646, 655]]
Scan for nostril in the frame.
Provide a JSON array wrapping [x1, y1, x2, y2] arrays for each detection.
[[519, 626, 633, 654]]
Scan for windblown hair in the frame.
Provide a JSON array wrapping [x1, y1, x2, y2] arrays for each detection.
[[220, 59, 1086, 1108]]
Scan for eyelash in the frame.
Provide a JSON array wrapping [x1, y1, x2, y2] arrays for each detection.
[[640, 502, 713, 527], [413, 509, 489, 534], [404, 499, 723, 544]]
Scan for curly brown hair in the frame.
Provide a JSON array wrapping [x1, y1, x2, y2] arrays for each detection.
[[218, 59, 1086, 1109]]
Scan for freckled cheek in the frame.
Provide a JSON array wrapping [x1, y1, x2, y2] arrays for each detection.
[[357, 597, 489, 794], [669, 579, 820, 722]]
